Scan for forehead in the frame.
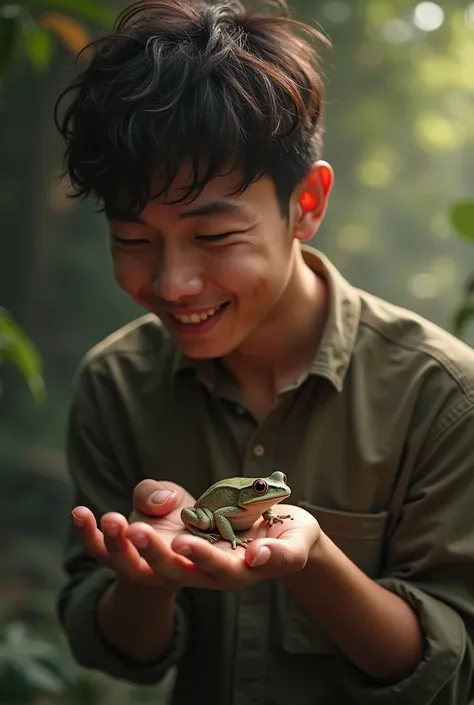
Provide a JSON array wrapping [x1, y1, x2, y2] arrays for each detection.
[[108, 164, 279, 224]]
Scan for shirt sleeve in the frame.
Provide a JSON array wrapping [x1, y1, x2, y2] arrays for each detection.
[[340, 400, 474, 705], [57, 358, 190, 684]]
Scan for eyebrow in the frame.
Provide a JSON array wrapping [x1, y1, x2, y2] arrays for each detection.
[[107, 200, 250, 224], [179, 200, 249, 219]]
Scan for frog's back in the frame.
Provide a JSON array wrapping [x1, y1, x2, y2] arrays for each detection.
[[196, 479, 241, 509]]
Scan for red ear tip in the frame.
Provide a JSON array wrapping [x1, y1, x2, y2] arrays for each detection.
[[321, 167, 332, 191], [300, 192, 318, 212]]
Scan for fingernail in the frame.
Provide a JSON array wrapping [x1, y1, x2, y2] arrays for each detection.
[[130, 533, 149, 549], [149, 490, 174, 505], [176, 545, 192, 557], [72, 512, 84, 528], [251, 546, 271, 567]]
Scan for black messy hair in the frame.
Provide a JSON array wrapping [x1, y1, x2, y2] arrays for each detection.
[[54, 0, 330, 219]]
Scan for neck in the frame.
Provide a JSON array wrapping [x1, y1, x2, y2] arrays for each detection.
[[224, 244, 328, 408]]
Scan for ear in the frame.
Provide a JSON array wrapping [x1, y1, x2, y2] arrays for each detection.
[[292, 161, 334, 242]]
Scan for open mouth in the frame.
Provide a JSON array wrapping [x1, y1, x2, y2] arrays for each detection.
[[170, 301, 230, 326]]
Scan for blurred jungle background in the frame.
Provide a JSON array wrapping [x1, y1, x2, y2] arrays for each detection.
[[1, 0, 474, 703]]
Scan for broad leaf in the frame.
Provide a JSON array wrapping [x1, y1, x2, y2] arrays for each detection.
[[13, 661, 64, 694], [0, 623, 69, 700], [21, 17, 54, 72], [465, 273, 474, 297], [39, 11, 91, 56], [0, 308, 45, 402], [24, 0, 115, 28], [449, 201, 474, 242], [453, 303, 474, 337]]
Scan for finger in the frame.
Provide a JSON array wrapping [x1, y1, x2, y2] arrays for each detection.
[[100, 513, 155, 581], [132, 480, 182, 517], [126, 522, 197, 583], [244, 537, 308, 572], [171, 534, 248, 584], [72, 506, 109, 564]]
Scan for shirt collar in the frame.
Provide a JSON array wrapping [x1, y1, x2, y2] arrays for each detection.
[[172, 245, 361, 393]]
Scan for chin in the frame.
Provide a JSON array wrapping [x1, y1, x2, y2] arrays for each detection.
[[179, 340, 237, 360]]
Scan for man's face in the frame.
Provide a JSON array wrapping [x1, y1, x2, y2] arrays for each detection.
[[108, 169, 302, 359]]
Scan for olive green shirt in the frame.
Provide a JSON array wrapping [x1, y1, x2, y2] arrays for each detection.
[[58, 246, 474, 705]]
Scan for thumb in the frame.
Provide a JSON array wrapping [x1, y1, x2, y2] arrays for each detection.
[[132, 479, 183, 516], [245, 537, 309, 573]]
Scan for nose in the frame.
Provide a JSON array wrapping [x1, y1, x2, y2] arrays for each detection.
[[152, 244, 203, 302]]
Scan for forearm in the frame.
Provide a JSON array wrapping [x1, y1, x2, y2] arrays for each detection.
[[98, 577, 176, 663], [284, 532, 424, 684]]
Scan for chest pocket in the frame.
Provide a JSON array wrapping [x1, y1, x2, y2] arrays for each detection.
[[281, 502, 388, 655]]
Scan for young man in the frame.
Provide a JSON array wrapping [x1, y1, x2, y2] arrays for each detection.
[[55, 1, 474, 703]]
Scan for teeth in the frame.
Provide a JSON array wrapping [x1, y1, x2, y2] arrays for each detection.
[[173, 305, 221, 324]]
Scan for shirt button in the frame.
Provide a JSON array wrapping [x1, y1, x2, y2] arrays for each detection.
[[253, 444, 265, 457]]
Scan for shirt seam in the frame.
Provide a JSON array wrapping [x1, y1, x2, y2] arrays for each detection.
[[425, 398, 474, 447], [359, 319, 474, 402]]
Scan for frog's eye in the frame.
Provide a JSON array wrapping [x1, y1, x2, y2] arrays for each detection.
[[282, 473, 287, 483], [253, 479, 267, 495]]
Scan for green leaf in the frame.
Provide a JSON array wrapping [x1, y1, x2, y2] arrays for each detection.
[[21, 17, 54, 72], [453, 303, 474, 338], [24, 0, 115, 28], [449, 201, 474, 242], [13, 661, 64, 694], [0, 9, 21, 83], [465, 273, 474, 298], [0, 623, 69, 699], [0, 308, 45, 403]]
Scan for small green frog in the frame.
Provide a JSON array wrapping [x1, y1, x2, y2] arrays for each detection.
[[181, 471, 292, 549]]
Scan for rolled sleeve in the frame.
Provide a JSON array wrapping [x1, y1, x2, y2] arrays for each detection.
[[340, 401, 474, 704], [58, 566, 188, 685], [340, 578, 466, 704], [58, 359, 189, 684]]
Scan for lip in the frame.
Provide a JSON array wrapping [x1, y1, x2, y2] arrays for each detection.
[[165, 302, 230, 337]]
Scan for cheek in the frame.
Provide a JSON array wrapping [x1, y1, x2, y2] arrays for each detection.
[[209, 244, 290, 299], [112, 254, 150, 295]]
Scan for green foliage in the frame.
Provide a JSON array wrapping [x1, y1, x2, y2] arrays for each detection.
[[0, 0, 114, 83], [25, 0, 115, 28], [21, 14, 54, 73], [450, 201, 474, 337], [450, 202, 474, 243], [0, 622, 101, 705], [0, 307, 45, 403]]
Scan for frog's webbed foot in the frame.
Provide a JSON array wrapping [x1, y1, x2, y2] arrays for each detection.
[[186, 526, 221, 544], [205, 533, 221, 544], [231, 536, 253, 550], [263, 512, 293, 527]]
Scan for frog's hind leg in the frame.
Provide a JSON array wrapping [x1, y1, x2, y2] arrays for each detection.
[[181, 507, 220, 544]]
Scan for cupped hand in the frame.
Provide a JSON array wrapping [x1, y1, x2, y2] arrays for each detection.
[[72, 479, 321, 591]]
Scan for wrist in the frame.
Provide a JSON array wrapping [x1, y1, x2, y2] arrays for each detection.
[[98, 576, 176, 663], [112, 575, 175, 609]]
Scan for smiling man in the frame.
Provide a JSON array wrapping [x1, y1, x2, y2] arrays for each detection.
[[55, 2, 474, 704]]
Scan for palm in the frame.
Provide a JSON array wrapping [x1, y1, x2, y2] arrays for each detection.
[[133, 498, 315, 559], [123, 485, 319, 589], [129, 487, 197, 548]]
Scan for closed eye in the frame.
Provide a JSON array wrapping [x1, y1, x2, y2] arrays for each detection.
[[195, 232, 237, 242], [112, 235, 150, 246]]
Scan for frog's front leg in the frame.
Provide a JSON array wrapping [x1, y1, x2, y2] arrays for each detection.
[[214, 507, 254, 550], [262, 508, 293, 527], [181, 506, 220, 544]]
